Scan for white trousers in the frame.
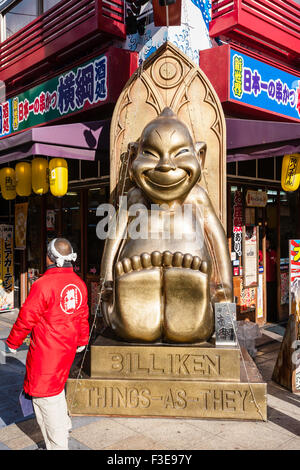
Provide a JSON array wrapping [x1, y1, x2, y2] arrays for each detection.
[[32, 389, 72, 450]]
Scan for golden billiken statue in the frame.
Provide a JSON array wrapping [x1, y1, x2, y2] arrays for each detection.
[[101, 108, 233, 343]]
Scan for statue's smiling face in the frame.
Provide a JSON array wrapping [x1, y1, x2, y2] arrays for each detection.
[[131, 117, 201, 204]]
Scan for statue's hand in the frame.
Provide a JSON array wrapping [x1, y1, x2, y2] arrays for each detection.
[[101, 280, 113, 302], [100, 280, 114, 327]]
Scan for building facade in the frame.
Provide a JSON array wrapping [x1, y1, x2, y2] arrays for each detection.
[[0, 0, 299, 327]]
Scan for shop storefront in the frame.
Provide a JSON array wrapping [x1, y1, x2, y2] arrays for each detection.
[[0, 147, 111, 315], [227, 161, 300, 326], [0, 45, 138, 314], [200, 44, 300, 325]]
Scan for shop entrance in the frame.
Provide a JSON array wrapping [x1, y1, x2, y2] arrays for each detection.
[[228, 180, 300, 325]]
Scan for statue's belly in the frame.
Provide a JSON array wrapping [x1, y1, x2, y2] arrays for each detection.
[[119, 210, 211, 266]]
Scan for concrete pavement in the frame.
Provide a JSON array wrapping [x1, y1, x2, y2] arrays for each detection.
[[0, 310, 299, 451]]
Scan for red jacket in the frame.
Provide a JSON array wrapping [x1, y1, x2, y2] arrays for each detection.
[[6, 267, 89, 398]]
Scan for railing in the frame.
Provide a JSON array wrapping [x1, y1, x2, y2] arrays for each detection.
[[210, 0, 300, 63], [0, 0, 126, 85]]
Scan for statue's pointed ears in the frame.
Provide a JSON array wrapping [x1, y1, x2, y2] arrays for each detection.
[[195, 142, 207, 167]]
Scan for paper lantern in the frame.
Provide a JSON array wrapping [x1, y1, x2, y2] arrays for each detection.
[[15, 162, 32, 197], [0, 167, 16, 200], [281, 154, 300, 192], [32, 158, 49, 195], [49, 158, 68, 197]]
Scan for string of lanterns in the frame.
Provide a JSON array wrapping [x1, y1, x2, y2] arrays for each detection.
[[0, 158, 68, 200]]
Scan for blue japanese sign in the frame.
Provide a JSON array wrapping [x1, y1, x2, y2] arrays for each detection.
[[230, 49, 300, 121]]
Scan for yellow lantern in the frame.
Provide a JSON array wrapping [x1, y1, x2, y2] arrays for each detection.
[[49, 158, 68, 197], [15, 162, 32, 197], [0, 167, 16, 200], [281, 154, 300, 192], [32, 157, 49, 195]]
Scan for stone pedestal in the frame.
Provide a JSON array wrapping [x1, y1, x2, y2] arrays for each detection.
[[66, 335, 267, 421]]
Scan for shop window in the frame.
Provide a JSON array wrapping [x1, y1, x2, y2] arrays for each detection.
[[258, 158, 275, 180], [280, 191, 298, 258], [81, 160, 100, 180], [68, 160, 79, 182], [87, 187, 108, 276], [45, 193, 60, 244], [44, 0, 61, 11], [2, 0, 62, 40], [237, 160, 256, 178], [4, 0, 39, 39], [0, 197, 11, 223], [275, 156, 283, 182], [61, 191, 81, 274], [227, 162, 236, 176], [27, 195, 43, 273]]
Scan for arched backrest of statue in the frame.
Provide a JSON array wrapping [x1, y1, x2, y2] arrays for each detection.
[[110, 42, 226, 226]]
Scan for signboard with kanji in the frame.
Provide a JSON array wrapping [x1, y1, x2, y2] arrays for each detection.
[[230, 49, 300, 121], [0, 53, 108, 138], [200, 45, 300, 122], [0, 225, 14, 311], [289, 239, 300, 317]]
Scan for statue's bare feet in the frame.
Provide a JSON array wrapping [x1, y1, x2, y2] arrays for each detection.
[[163, 252, 213, 343], [114, 252, 162, 342], [113, 251, 212, 343]]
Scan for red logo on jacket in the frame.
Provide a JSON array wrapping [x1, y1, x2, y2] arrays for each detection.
[[60, 284, 82, 314]]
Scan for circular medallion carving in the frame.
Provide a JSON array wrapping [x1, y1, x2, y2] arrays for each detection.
[[151, 55, 183, 89]]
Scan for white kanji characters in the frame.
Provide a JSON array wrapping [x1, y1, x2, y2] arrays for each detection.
[[60, 284, 82, 314]]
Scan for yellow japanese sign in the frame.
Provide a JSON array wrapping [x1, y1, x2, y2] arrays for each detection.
[[233, 55, 243, 98], [281, 154, 300, 192]]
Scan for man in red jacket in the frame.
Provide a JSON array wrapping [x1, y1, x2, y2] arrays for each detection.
[[5, 238, 90, 450]]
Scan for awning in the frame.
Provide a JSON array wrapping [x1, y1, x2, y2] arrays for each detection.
[[226, 118, 300, 162], [0, 121, 110, 164]]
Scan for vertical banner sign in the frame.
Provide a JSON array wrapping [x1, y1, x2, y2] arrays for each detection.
[[243, 226, 258, 288], [0, 225, 14, 311], [15, 203, 28, 249], [257, 273, 264, 319], [289, 239, 300, 318], [0, 226, 3, 307], [287, 240, 300, 392], [233, 190, 243, 258]]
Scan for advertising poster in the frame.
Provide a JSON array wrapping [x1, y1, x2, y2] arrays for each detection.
[[46, 210, 55, 231], [15, 202, 28, 249], [289, 239, 300, 316], [243, 226, 258, 288], [240, 277, 256, 310], [0, 225, 14, 311]]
